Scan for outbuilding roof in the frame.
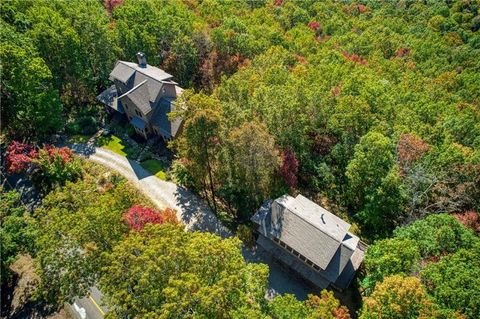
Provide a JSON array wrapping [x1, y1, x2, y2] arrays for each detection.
[[269, 195, 351, 270]]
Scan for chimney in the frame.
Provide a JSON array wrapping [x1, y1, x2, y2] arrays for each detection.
[[136, 52, 147, 68]]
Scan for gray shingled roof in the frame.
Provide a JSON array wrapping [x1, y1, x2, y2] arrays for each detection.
[[96, 85, 124, 114], [106, 59, 184, 138], [252, 194, 365, 289], [151, 97, 182, 138], [270, 195, 351, 270], [110, 62, 136, 83], [120, 61, 173, 81], [118, 80, 152, 114]]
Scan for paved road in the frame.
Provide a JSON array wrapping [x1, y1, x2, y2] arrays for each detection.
[[68, 145, 321, 318]]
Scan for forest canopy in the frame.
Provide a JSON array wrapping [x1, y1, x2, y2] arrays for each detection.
[[1, 0, 479, 318]]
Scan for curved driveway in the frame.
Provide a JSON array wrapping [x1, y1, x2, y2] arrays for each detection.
[[69, 145, 321, 318], [87, 147, 232, 238]]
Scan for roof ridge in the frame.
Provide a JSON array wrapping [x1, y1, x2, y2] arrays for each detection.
[[281, 197, 348, 244], [118, 60, 173, 82], [118, 79, 148, 100]]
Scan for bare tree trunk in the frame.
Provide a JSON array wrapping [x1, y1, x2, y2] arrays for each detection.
[[206, 156, 217, 214]]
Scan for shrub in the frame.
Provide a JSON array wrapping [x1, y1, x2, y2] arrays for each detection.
[[5, 141, 37, 174], [5, 141, 82, 193], [123, 205, 178, 231]]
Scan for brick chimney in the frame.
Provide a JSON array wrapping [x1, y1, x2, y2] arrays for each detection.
[[136, 52, 147, 68]]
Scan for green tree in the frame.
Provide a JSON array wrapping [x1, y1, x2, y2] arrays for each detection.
[[35, 170, 139, 303], [0, 189, 36, 285], [267, 291, 351, 319], [268, 294, 308, 319], [0, 21, 63, 139], [362, 238, 420, 293], [421, 246, 480, 319], [394, 214, 479, 258], [305, 290, 351, 319], [221, 120, 280, 217], [345, 131, 402, 236], [100, 224, 269, 318], [174, 93, 223, 213], [23, 0, 118, 110]]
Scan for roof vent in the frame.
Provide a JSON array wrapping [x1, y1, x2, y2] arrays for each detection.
[[136, 52, 147, 68]]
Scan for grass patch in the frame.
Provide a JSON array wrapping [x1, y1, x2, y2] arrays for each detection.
[[141, 159, 167, 180], [97, 135, 141, 158]]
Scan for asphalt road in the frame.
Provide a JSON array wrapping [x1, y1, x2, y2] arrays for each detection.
[[69, 287, 106, 319]]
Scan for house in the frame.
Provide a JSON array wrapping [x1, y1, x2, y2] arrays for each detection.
[[97, 52, 183, 140], [251, 194, 366, 291]]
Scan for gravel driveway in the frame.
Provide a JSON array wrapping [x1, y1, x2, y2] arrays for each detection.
[[86, 147, 232, 237], [71, 145, 326, 302]]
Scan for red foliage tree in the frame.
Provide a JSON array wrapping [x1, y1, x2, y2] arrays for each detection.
[[396, 47, 411, 58], [308, 21, 321, 31], [104, 0, 123, 14], [123, 205, 178, 231], [331, 84, 342, 97], [43, 145, 74, 164], [341, 51, 367, 65], [358, 4, 367, 14], [5, 141, 37, 174], [280, 148, 299, 189], [453, 211, 480, 234], [274, 0, 283, 6], [123, 205, 164, 231], [397, 133, 430, 174]]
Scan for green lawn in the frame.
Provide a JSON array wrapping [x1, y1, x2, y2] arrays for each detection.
[[141, 159, 167, 180], [98, 135, 129, 156], [97, 134, 142, 158]]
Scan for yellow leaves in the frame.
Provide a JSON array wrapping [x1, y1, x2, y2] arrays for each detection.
[[82, 242, 98, 255], [360, 275, 434, 319]]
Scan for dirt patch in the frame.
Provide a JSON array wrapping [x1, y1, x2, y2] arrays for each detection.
[[4, 254, 72, 319], [9, 254, 40, 314]]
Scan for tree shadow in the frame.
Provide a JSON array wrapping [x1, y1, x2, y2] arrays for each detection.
[[126, 158, 152, 180], [173, 186, 231, 238]]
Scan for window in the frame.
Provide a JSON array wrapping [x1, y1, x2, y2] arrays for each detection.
[[313, 265, 320, 271], [135, 109, 142, 117]]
